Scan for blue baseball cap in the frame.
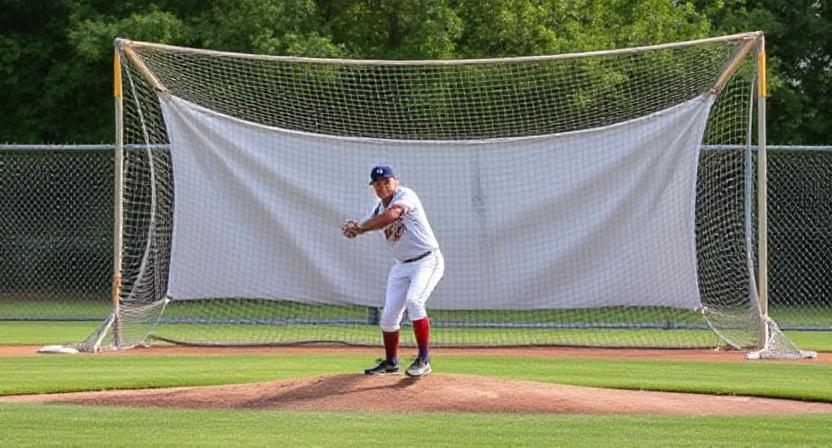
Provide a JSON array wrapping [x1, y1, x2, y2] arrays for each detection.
[[369, 165, 395, 184]]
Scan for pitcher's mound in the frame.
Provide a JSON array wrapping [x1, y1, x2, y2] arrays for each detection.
[[4, 374, 832, 415]]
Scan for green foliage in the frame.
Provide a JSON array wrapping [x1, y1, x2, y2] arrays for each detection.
[[456, 0, 709, 56], [323, 0, 463, 58], [191, 0, 343, 56], [0, 1, 80, 142], [0, 0, 827, 143], [696, 0, 832, 144], [69, 9, 187, 61]]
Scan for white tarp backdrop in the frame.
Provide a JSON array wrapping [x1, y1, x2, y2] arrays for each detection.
[[160, 94, 713, 310]]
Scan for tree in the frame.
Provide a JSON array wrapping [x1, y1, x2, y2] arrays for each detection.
[[0, 0, 85, 142], [321, 0, 463, 59], [0, 0, 196, 142], [696, 0, 832, 144], [188, 0, 342, 57], [455, 0, 710, 57], [1, 0, 827, 143]]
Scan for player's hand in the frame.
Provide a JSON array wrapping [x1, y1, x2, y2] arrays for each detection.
[[342, 220, 360, 238]]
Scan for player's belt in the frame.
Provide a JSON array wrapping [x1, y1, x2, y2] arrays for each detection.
[[402, 251, 432, 263]]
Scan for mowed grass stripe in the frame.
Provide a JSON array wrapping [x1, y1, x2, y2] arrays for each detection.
[[1, 354, 831, 402], [2, 320, 831, 351], [0, 404, 830, 448], [0, 321, 100, 345]]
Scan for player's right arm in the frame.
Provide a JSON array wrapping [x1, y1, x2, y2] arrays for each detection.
[[342, 203, 384, 239], [356, 205, 404, 235]]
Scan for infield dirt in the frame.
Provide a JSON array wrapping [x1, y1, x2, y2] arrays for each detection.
[[4, 373, 832, 415], [4, 345, 829, 415]]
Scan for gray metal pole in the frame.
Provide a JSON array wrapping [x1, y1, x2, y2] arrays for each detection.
[[111, 46, 125, 349], [756, 36, 769, 350]]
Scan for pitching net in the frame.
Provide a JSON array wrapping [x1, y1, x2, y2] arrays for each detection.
[[69, 32, 813, 357]]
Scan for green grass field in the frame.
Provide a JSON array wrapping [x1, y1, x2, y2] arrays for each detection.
[[1, 404, 830, 448], [3, 298, 829, 351], [1, 322, 831, 447], [3, 352, 832, 400], [2, 320, 831, 352]]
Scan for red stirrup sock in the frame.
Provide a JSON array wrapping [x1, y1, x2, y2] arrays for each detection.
[[412, 317, 430, 361], [382, 330, 399, 364]]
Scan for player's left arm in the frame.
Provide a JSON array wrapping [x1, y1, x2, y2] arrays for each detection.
[[357, 204, 407, 234]]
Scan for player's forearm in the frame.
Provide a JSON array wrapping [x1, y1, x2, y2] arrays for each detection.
[[358, 209, 401, 233]]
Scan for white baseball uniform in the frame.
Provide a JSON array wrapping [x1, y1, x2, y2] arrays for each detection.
[[367, 187, 444, 332]]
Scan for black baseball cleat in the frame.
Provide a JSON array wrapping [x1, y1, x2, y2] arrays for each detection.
[[405, 357, 431, 378], [364, 359, 400, 376]]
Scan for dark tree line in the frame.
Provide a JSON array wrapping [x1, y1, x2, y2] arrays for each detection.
[[0, 0, 828, 144]]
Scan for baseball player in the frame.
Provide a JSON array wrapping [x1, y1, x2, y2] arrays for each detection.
[[342, 165, 444, 378]]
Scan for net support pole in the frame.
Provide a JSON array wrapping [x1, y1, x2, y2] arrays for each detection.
[[756, 37, 769, 350], [118, 39, 169, 97], [112, 45, 125, 349]]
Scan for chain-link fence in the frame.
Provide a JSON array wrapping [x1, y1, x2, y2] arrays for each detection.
[[0, 144, 830, 330], [767, 147, 832, 330], [1, 145, 113, 320]]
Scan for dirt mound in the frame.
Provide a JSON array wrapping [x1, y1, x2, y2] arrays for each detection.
[[4, 374, 832, 415]]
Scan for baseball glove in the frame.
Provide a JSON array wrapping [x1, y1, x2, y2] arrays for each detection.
[[342, 219, 360, 238]]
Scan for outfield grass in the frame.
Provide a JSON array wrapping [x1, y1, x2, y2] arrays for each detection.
[[152, 322, 728, 348], [0, 321, 832, 352], [0, 321, 100, 345], [2, 322, 831, 447], [2, 353, 831, 401], [1, 353, 831, 447], [3, 297, 829, 351], [782, 331, 832, 352], [0, 299, 110, 320], [3, 299, 829, 328], [1, 404, 830, 448]]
